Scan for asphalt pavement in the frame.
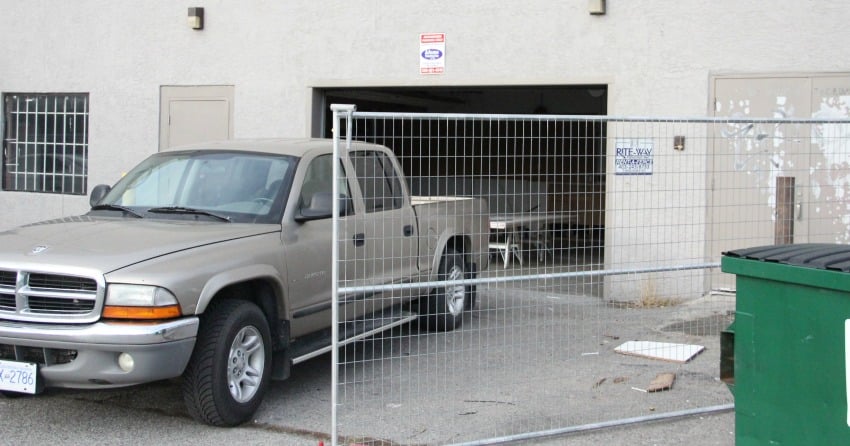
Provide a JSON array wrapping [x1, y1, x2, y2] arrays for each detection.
[[1, 284, 737, 445]]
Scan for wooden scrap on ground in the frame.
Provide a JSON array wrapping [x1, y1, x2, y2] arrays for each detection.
[[646, 372, 676, 392]]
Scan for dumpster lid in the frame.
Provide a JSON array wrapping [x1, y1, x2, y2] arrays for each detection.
[[723, 244, 850, 272]]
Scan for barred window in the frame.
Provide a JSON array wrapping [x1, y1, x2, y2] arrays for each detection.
[[2, 93, 89, 195]]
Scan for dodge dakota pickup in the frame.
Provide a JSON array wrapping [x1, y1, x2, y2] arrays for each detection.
[[0, 138, 489, 426]]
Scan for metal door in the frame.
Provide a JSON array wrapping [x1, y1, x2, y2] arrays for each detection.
[[159, 86, 234, 150], [809, 75, 850, 243], [709, 77, 812, 290]]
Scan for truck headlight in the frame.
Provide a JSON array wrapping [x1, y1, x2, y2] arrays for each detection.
[[104, 284, 182, 320]]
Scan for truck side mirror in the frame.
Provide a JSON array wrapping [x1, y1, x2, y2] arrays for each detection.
[[89, 184, 112, 207], [295, 192, 352, 222]]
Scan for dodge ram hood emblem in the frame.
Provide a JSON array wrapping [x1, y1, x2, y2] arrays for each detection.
[[30, 245, 49, 254]]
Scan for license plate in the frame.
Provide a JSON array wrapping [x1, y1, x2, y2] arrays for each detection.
[[0, 359, 38, 394]]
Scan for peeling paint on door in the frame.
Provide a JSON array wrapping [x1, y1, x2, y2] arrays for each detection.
[[811, 85, 850, 242], [719, 96, 801, 223], [711, 75, 850, 276]]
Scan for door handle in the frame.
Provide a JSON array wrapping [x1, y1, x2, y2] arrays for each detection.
[[353, 233, 365, 247], [403, 225, 414, 237]]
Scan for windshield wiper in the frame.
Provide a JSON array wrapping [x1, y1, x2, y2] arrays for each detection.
[[147, 206, 231, 222], [91, 204, 144, 219]]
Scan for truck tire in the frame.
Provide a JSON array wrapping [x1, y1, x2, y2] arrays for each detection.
[[182, 299, 271, 426], [420, 248, 467, 332]]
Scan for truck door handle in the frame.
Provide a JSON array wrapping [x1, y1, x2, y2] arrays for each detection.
[[353, 233, 365, 247], [403, 225, 414, 237]]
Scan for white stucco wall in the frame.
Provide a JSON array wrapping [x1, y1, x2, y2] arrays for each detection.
[[1, 1, 848, 299]]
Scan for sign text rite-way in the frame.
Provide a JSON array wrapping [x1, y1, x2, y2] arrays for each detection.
[[615, 138, 654, 175]]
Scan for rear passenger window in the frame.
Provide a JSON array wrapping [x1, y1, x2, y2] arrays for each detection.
[[350, 151, 403, 213]]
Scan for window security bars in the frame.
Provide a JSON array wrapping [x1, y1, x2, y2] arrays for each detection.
[[2, 93, 89, 195]]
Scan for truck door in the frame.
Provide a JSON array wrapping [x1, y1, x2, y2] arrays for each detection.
[[285, 154, 365, 336], [349, 150, 419, 288]]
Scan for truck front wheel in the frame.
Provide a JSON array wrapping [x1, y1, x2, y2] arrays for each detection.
[[420, 248, 467, 332], [182, 299, 271, 426]]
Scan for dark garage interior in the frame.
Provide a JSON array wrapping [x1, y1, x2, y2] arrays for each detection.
[[318, 85, 607, 258]]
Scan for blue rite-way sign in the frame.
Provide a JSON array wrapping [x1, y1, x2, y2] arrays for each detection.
[[420, 33, 445, 75], [615, 138, 654, 175]]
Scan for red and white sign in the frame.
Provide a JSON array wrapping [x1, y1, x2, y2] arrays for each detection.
[[419, 33, 445, 75]]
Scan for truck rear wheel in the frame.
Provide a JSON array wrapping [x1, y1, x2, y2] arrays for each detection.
[[420, 248, 467, 332], [182, 299, 271, 426]]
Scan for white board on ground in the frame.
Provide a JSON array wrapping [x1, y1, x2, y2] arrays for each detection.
[[614, 341, 704, 363]]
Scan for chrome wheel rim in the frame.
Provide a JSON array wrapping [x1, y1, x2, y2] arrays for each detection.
[[445, 264, 466, 317], [227, 325, 265, 403]]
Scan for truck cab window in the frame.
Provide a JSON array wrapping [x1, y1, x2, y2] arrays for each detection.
[[351, 151, 403, 213], [299, 154, 351, 215]]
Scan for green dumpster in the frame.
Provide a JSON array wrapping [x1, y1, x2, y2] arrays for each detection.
[[721, 243, 850, 445]]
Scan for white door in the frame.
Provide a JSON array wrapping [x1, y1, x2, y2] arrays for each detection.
[[159, 86, 234, 150], [709, 77, 812, 290], [808, 75, 850, 243], [709, 74, 850, 290]]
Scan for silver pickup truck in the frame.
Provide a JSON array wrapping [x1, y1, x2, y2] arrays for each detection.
[[0, 138, 489, 426]]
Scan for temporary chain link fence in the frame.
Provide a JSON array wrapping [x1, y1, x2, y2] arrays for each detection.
[[328, 105, 850, 445]]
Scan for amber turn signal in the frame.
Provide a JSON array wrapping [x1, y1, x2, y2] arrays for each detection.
[[103, 305, 182, 320]]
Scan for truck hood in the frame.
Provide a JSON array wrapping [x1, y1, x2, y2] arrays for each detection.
[[0, 215, 280, 274]]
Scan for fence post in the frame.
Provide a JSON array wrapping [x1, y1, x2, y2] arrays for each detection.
[[329, 103, 356, 446]]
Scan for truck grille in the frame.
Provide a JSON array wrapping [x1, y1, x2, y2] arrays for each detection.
[[28, 296, 96, 313], [0, 294, 14, 311], [0, 271, 15, 286], [28, 273, 98, 292], [0, 269, 102, 323]]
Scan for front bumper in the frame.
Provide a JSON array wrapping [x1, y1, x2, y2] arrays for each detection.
[[0, 317, 198, 389]]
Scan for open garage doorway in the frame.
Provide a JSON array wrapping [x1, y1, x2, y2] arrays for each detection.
[[319, 85, 606, 117], [315, 85, 607, 277]]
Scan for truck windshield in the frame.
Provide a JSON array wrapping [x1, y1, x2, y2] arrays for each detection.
[[96, 151, 295, 224]]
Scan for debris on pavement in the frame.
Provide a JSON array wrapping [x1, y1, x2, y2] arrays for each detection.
[[646, 372, 676, 392], [614, 340, 704, 363]]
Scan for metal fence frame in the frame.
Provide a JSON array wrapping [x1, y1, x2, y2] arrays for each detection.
[[327, 105, 850, 445]]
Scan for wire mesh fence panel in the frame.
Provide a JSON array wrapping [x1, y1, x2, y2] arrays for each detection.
[[328, 107, 850, 445]]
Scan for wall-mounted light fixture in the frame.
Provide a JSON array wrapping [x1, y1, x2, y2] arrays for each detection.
[[588, 0, 606, 15], [188, 7, 204, 30], [674, 135, 686, 151]]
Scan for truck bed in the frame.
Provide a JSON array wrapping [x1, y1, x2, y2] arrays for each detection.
[[410, 195, 490, 275]]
